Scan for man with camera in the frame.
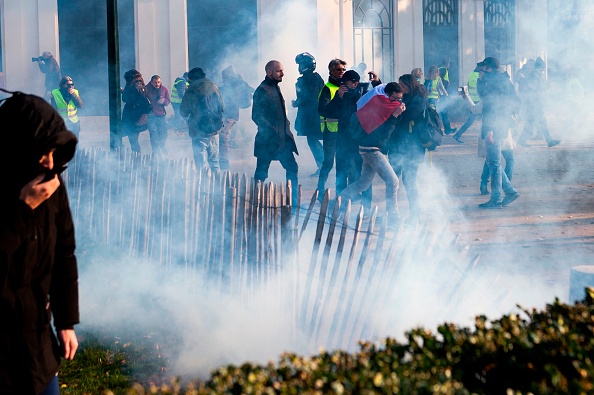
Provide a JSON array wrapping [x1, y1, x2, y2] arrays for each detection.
[[33, 51, 61, 102]]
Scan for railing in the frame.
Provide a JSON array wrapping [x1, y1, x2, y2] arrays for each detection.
[[65, 148, 483, 351]]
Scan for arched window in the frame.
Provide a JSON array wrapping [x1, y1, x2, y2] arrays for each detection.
[[484, 0, 515, 68], [423, 0, 458, 27], [423, 0, 459, 90], [353, 0, 393, 81]]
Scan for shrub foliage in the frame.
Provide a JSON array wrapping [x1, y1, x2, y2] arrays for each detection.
[[61, 289, 594, 394]]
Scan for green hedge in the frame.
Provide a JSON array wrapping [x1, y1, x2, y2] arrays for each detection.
[[61, 288, 594, 394]]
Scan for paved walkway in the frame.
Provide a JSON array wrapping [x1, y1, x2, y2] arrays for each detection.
[[76, 114, 594, 313]]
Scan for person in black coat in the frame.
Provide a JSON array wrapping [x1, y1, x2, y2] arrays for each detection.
[[121, 69, 151, 153], [388, 74, 428, 222], [252, 60, 299, 206], [0, 92, 79, 394], [292, 52, 325, 176], [332, 69, 381, 209]]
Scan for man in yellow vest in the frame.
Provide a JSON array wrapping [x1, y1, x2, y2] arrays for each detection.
[[50, 76, 84, 138], [452, 63, 482, 143], [317, 58, 346, 200], [438, 59, 457, 135], [170, 72, 188, 132]]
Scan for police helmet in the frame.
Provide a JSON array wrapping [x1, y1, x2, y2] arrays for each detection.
[[295, 52, 316, 74]]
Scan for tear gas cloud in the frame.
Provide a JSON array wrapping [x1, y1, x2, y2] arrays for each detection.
[[73, 0, 594, 381]]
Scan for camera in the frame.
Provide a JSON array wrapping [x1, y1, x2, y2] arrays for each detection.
[[458, 86, 468, 96], [32, 56, 43, 62]]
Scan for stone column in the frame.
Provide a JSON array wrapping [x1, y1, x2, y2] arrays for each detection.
[[2, 0, 59, 96], [459, 0, 485, 86], [136, 0, 188, 91], [394, 0, 425, 80]]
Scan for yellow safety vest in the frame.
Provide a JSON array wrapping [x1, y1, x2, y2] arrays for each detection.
[[438, 66, 450, 85], [427, 79, 439, 100], [468, 71, 480, 102], [51, 88, 79, 123], [319, 82, 339, 132], [170, 78, 188, 104]]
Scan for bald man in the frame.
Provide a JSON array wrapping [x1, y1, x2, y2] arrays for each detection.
[[251, 60, 299, 206]]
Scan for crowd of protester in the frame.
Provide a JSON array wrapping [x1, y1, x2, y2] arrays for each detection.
[[37, 51, 564, 223]]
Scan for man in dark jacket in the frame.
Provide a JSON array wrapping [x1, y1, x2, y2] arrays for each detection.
[[219, 66, 254, 170], [292, 52, 325, 177], [331, 69, 381, 209], [34, 51, 61, 102], [252, 60, 299, 207], [0, 92, 79, 394], [516, 57, 560, 148], [338, 82, 406, 226], [121, 69, 151, 154], [476, 57, 520, 208], [317, 58, 346, 198], [180, 67, 224, 171]]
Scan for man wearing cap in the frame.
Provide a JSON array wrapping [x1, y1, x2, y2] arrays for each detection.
[[34, 51, 61, 102], [516, 57, 560, 148], [476, 56, 521, 208], [332, 69, 381, 209], [51, 76, 84, 138], [180, 67, 224, 171]]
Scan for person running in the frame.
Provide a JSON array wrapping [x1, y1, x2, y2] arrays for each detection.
[[338, 82, 406, 227]]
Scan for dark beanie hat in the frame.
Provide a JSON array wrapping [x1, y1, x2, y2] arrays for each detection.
[[188, 67, 206, 81], [222, 66, 236, 78], [534, 57, 546, 69], [341, 70, 361, 83], [478, 57, 500, 71]]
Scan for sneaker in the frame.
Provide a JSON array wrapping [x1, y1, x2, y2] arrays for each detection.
[[478, 200, 502, 209], [310, 169, 320, 177], [501, 192, 520, 207], [518, 140, 531, 147], [445, 128, 457, 135], [480, 185, 489, 195], [547, 139, 560, 148], [452, 136, 464, 144]]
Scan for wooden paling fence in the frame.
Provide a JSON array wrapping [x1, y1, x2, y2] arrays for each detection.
[[65, 149, 493, 351]]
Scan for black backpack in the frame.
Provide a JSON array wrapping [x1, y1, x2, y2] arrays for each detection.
[[419, 104, 444, 151]]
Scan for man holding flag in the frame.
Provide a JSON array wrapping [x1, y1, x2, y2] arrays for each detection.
[[337, 82, 406, 228]]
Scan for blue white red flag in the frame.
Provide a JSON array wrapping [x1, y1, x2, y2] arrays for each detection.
[[356, 84, 401, 134]]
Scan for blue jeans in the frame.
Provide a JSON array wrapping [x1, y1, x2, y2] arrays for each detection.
[[339, 147, 399, 216], [485, 138, 517, 202], [191, 134, 220, 171], [40, 375, 59, 395], [454, 112, 480, 139], [481, 148, 514, 186], [389, 153, 424, 216], [148, 115, 168, 156]]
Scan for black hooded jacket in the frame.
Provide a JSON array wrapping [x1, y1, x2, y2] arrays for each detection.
[[0, 93, 79, 394]]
